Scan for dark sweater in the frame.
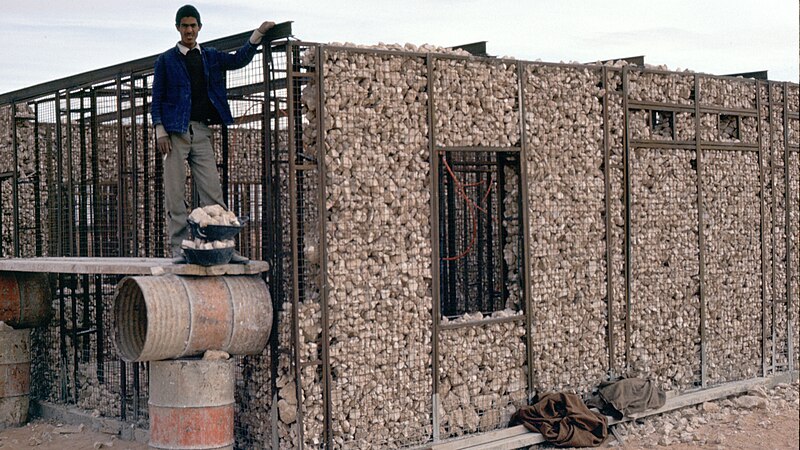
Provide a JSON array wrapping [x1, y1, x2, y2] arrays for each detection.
[[185, 48, 222, 124]]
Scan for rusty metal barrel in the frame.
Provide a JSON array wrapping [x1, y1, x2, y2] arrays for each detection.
[[0, 272, 52, 328], [0, 328, 31, 427], [114, 274, 272, 362], [148, 358, 234, 450]]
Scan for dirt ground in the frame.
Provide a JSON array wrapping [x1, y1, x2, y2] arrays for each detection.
[[616, 405, 799, 450], [0, 398, 797, 449], [0, 421, 146, 449]]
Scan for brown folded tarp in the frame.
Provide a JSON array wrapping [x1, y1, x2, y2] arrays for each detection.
[[510, 392, 608, 447], [585, 377, 666, 419]]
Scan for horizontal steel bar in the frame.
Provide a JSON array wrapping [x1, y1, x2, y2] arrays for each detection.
[[628, 100, 696, 113], [439, 314, 525, 331], [436, 146, 521, 153], [699, 106, 758, 116], [630, 139, 759, 151]]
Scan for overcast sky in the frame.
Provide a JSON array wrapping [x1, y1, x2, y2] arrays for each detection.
[[0, 0, 797, 95]]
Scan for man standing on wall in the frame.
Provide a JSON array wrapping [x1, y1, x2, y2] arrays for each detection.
[[151, 4, 274, 263]]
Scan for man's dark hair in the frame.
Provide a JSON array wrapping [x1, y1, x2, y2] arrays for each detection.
[[175, 5, 202, 26]]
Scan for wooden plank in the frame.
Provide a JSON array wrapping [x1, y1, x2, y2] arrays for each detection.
[[425, 373, 796, 450], [0, 257, 268, 276], [466, 433, 545, 450], [429, 426, 529, 450]]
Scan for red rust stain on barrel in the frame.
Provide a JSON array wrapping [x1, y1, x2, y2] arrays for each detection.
[[149, 404, 234, 448], [184, 277, 233, 355], [0, 275, 22, 323], [0, 362, 31, 397]]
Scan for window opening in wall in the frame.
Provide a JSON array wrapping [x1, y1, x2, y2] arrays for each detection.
[[651, 110, 674, 139], [719, 114, 740, 141], [438, 150, 524, 319]]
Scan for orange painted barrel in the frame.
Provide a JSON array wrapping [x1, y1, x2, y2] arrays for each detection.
[[114, 274, 272, 362], [0, 328, 31, 427], [0, 272, 52, 328], [148, 358, 234, 450]]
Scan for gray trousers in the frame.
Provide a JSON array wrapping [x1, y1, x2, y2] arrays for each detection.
[[164, 121, 226, 255]]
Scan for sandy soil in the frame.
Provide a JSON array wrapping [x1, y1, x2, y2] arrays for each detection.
[[0, 421, 146, 449], [0, 398, 797, 449], [617, 405, 799, 450]]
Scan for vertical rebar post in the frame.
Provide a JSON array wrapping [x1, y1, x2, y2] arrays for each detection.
[[602, 66, 616, 377], [116, 76, 125, 257], [58, 275, 68, 402], [10, 102, 20, 256], [426, 53, 442, 441], [222, 126, 229, 202], [517, 62, 535, 400], [286, 41, 305, 450], [55, 95, 64, 256], [129, 75, 139, 256], [694, 74, 707, 388], [756, 80, 769, 377], [33, 102, 43, 255], [311, 43, 334, 450], [261, 40, 282, 450], [783, 81, 794, 373], [141, 77, 151, 256], [79, 91, 88, 257], [496, 152, 509, 306], [66, 91, 75, 256], [622, 66, 632, 371], [768, 82, 778, 371], [90, 90, 104, 383]]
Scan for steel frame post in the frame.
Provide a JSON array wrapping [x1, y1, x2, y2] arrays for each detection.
[[260, 40, 283, 450], [10, 102, 20, 256], [55, 95, 64, 256], [622, 66, 632, 370], [66, 91, 75, 256], [427, 53, 442, 443], [33, 102, 43, 255], [783, 81, 794, 373], [769, 82, 778, 371], [129, 75, 139, 257], [314, 44, 333, 450], [602, 66, 615, 377], [116, 76, 125, 257], [516, 62, 535, 402], [694, 74, 707, 388], [756, 81, 769, 377], [286, 41, 306, 450]]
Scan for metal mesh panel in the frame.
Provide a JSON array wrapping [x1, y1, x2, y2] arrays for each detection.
[[703, 150, 762, 384], [629, 148, 701, 390], [523, 64, 609, 394], [320, 47, 433, 449]]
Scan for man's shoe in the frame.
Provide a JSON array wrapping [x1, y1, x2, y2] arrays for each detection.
[[229, 252, 249, 264]]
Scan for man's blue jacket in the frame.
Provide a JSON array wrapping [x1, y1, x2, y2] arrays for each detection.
[[151, 39, 258, 133]]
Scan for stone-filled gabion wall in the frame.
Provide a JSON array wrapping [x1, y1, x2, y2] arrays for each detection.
[[702, 150, 762, 383], [307, 47, 435, 449], [629, 148, 701, 389], [437, 317, 526, 438], [524, 64, 609, 394]]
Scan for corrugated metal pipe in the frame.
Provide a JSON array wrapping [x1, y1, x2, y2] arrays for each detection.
[[113, 274, 272, 362], [0, 272, 52, 328]]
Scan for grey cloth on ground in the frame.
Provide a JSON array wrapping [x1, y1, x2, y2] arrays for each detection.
[[585, 377, 666, 419]]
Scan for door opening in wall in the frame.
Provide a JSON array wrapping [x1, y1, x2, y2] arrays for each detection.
[[437, 150, 524, 319]]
